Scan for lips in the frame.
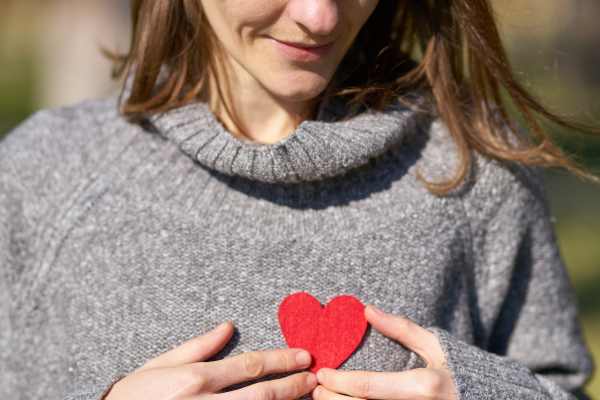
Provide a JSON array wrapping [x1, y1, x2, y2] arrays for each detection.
[[270, 37, 334, 62], [275, 39, 334, 49]]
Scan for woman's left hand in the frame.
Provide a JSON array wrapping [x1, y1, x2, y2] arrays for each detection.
[[312, 304, 458, 400]]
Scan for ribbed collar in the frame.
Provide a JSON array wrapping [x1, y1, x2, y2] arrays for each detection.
[[145, 94, 423, 184]]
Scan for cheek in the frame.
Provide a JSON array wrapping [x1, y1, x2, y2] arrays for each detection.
[[202, 0, 380, 100], [346, 0, 380, 38], [201, 1, 275, 55], [202, 0, 259, 44], [312, 0, 378, 64], [220, 1, 278, 42]]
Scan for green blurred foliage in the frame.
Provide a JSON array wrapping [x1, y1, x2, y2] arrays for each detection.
[[0, 46, 37, 135]]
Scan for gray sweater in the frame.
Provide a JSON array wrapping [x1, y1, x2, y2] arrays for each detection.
[[0, 92, 595, 400]]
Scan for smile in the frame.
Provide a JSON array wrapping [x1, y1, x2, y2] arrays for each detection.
[[269, 38, 334, 62]]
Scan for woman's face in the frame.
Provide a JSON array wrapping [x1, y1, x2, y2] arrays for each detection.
[[200, 0, 379, 103]]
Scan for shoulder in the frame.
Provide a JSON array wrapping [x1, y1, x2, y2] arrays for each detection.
[[412, 116, 550, 220], [0, 95, 144, 187], [0, 95, 150, 221], [1, 95, 131, 163]]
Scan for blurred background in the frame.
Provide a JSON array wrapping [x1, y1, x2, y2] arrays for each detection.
[[1, 0, 599, 396]]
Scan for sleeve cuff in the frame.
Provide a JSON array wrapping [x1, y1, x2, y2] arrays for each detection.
[[424, 326, 565, 399], [64, 374, 125, 400]]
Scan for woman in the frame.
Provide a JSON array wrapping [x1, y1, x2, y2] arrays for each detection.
[[1, 1, 597, 399]]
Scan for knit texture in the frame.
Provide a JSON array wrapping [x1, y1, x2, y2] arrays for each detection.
[[0, 92, 595, 400], [146, 93, 420, 184]]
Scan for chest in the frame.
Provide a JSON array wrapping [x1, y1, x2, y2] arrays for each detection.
[[16, 173, 478, 392]]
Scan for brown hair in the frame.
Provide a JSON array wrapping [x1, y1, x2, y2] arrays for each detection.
[[103, 0, 600, 195]]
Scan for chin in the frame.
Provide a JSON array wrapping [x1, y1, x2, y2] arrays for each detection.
[[263, 70, 333, 102]]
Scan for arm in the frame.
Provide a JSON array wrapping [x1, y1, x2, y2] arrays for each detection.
[[0, 111, 122, 400], [0, 118, 39, 398], [64, 384, 121, 400], [426, 161, 595, 399]]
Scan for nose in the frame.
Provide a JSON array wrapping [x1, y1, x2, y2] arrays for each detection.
[[287, 0, 339, 36]]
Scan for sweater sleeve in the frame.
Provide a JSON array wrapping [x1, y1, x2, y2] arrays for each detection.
[[0, 111, 123, 400], [424, 160, 595, 400], [63, 382, 121, 400]]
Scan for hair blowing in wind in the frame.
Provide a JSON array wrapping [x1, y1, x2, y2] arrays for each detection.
[[103, 0, 600, 195]]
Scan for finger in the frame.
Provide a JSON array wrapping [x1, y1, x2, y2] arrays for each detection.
[[209, 371, 317, 400], [364, 305, 441, 367], [316, 367, 432, 399], [138, 321, 234, 371], [313, 384, 362, 400], [192, 347, 313, 392]]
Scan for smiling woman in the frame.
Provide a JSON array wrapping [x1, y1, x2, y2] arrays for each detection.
[[190, 0, 378, 143], [1, 1, 599, 400], [116, 0, 381, 146], [108, 0, 600, 193]]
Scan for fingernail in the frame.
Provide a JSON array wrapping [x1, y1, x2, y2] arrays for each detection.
[[215, 321, 230, 331], [368, 304, 385, 315], [296, 350, 311, 365], [313, 385, 322, 397], [306, 372, 317, 386], [316, 368, 327, 381]]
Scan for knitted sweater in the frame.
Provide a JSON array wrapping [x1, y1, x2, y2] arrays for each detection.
[[0, 92, 595, 400]]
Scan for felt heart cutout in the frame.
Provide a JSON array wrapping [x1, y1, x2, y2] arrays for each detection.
[[278, 292, 368, 373]]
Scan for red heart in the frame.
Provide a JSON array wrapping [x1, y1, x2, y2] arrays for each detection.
[[278, 292, 368, 373]]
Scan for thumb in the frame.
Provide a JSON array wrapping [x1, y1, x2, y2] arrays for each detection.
[[138, 321, 234, 371], [364, 305, 440, 368]]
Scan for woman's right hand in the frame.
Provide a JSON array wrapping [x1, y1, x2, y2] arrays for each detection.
[[103, 321, 317, 400]]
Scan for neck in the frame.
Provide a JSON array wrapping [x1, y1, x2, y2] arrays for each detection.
[[202, 52, 320, 145]]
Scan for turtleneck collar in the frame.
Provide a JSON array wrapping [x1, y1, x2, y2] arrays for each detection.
[[145, 93, 424, 184]]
